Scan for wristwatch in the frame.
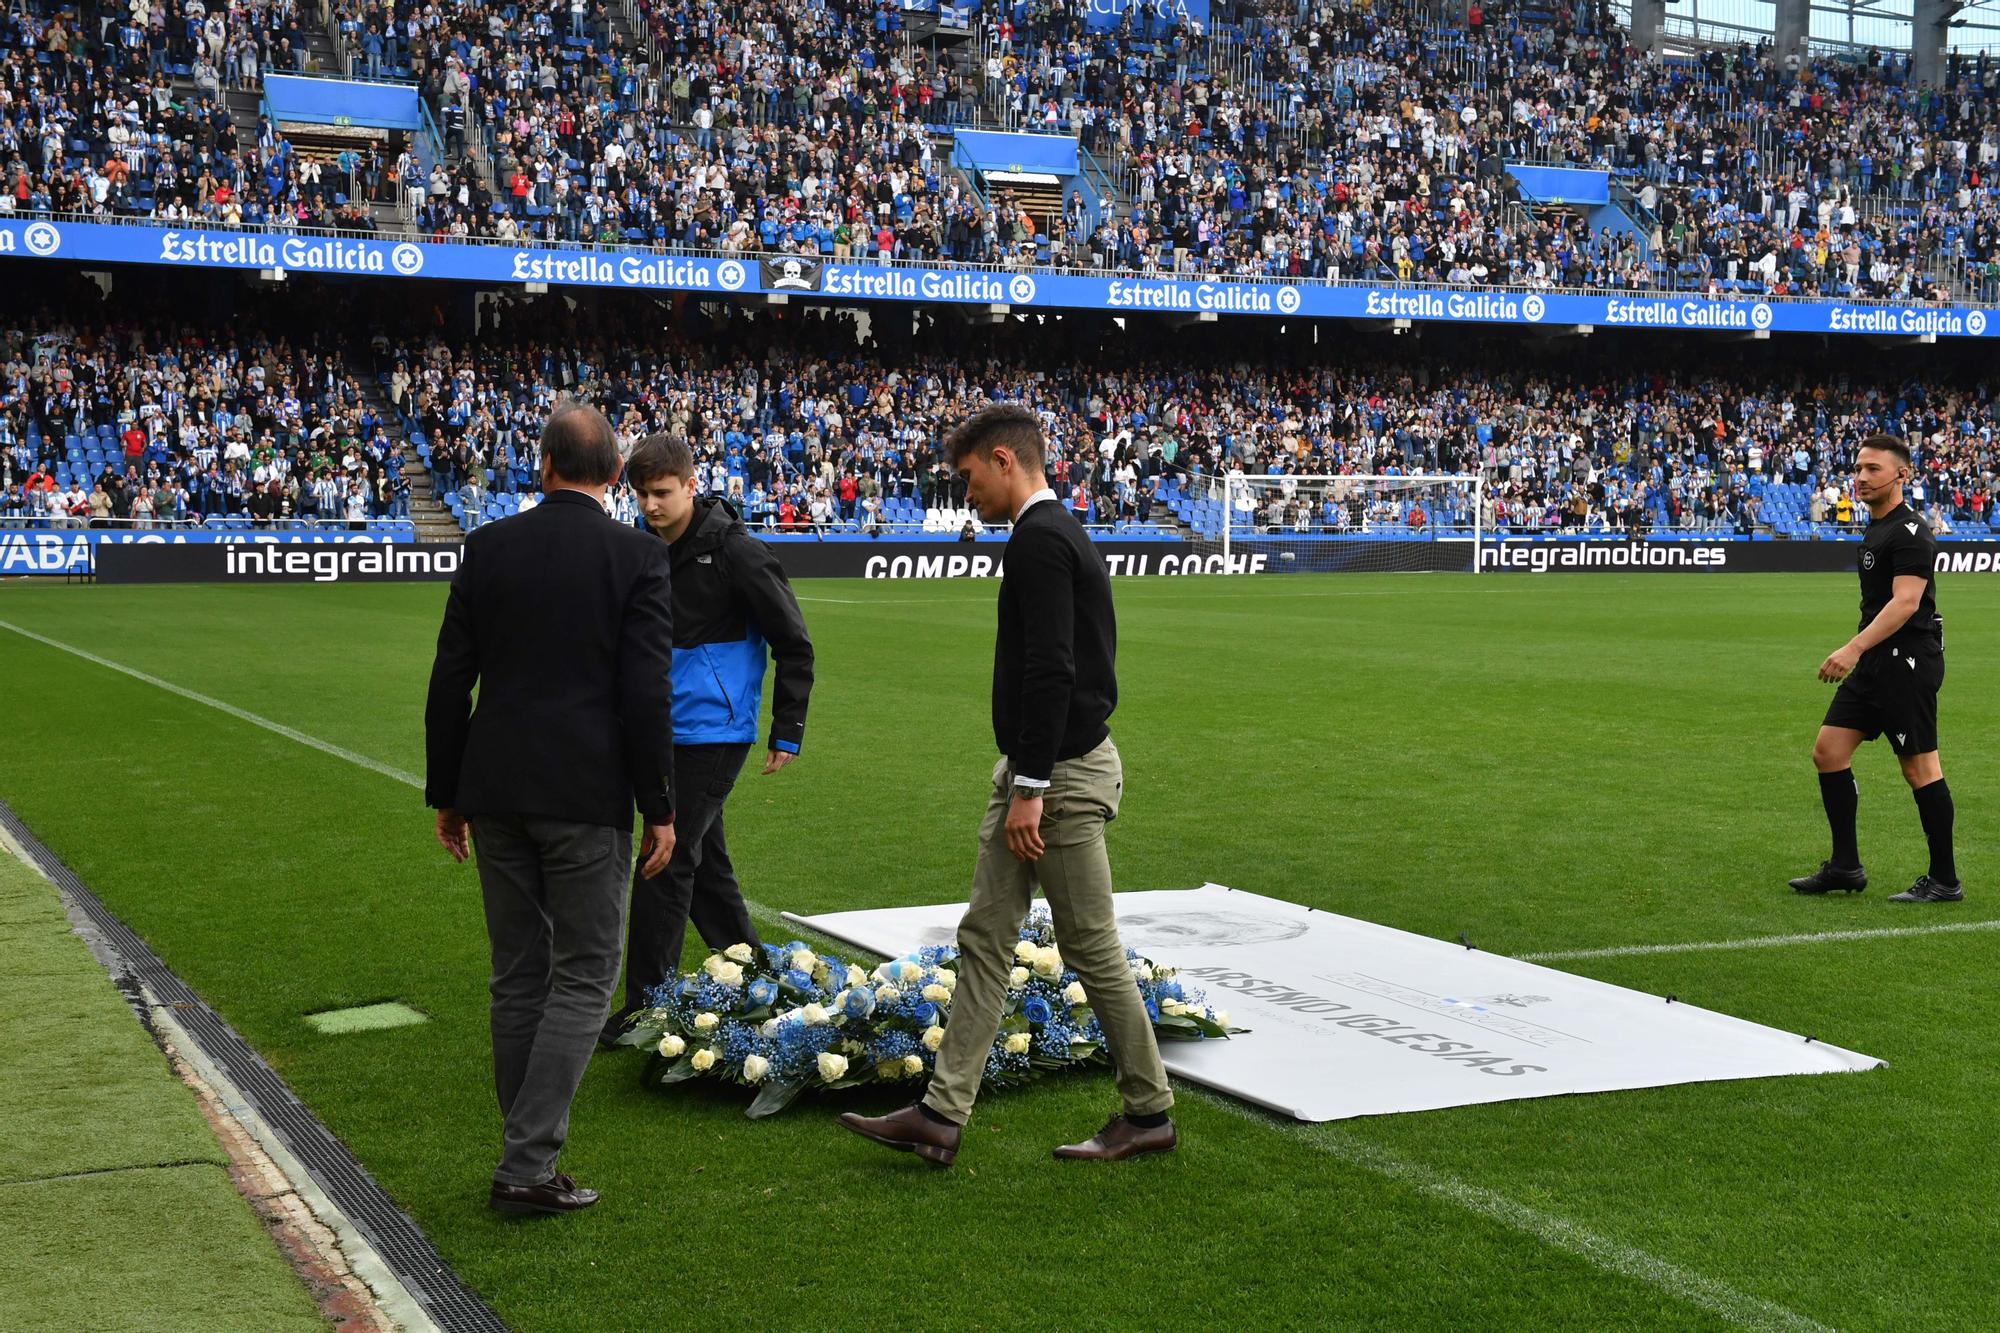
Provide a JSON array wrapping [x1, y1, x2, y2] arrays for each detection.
[[1013, 782, 1045, 802]]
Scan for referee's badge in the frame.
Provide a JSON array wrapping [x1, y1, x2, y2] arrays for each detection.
[[1861, 550, 1876, 570]]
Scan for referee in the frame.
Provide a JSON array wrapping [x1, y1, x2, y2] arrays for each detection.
[[1791, 434, 1962, 903]]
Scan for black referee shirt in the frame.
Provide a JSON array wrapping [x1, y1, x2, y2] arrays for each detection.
[[1857, 500, 1941, 643]]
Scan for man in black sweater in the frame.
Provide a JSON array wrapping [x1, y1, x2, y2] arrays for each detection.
[[839, 404, 1175, 1168]]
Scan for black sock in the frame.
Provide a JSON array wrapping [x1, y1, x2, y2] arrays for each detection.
[[1819, 769, 1860, 868], [1126, 1110, 1170, 1128], [915, 1101, 956, 1127], [1913, 779, 1957, 886]]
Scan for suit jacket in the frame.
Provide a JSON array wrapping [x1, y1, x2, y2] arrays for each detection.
[[425, 489, 676, 827]]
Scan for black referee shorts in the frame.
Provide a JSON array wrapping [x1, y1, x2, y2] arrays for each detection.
[[1823, 639, 1944, 757]]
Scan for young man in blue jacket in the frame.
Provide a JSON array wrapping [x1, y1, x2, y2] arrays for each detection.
[[602, 429, 815, 1043]]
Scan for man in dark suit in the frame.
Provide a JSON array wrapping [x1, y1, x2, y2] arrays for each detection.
[[839, 404, 1175, 1169], [425, 402, 677, 1216]]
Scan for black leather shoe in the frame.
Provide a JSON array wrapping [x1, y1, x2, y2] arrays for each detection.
[[1889, 875, 1964, 903], [838, 1103, 960, 1167], [1790, 861, 1867, 894], [598, 1005, 642, 1048], [490, 1172, 600, 1215]]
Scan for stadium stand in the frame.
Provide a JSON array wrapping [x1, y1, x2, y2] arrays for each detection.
[[3, 276, 1996, 542], [5, 0, 1998, 295]]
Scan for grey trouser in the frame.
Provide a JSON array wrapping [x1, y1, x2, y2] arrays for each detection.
[[923, 736, 1173, 1126], [471, 814, 631, 1187]]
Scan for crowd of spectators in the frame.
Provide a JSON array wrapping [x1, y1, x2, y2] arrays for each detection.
[[4, 278, 1997, 537], [10, 0, 2000, 298], [0, 295, 412, 528]]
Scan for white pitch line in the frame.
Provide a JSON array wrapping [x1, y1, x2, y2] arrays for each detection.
[[1189, 1088, 1833, 1333], [0, 618, 424, 788], [1523, 919, 2000, 963], [0, 618, 812, 936]]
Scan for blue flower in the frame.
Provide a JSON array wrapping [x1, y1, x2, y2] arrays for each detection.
[[1022, 996, 1054, 1025], [842, 988, 875, 1019], [747, 979, 777, 1007], [1144, 997, 1161, 1023], [911, 1000, 938, 1026], [781, 967, 814, 992]]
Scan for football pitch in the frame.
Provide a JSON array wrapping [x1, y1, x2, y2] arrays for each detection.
[[0, 573, 1994, 1331]]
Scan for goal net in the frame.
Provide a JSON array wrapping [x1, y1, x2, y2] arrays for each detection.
[[1199, 474, 1484, 575]]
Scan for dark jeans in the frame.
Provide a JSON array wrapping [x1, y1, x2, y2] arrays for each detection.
[[470, 814, 631, 1187], [620, 742, 759, 1012]]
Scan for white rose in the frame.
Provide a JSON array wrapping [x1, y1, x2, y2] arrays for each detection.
[[725, 942, 755, 963], [1160, 999, 1186, 1017], [1003, 1032, 1031, 1054], [1063, 981, 1088, 1006], [1132, 961, 1155, 981], [1013, 940, 1038, 962], [846, 964, 868, 988], [657, 1033, 685, 1058], [935, 967, 957, 990], [800, 1003, 830, 1026], [690, 1047, 716, 1072], [894, 959, 922, 983], [693, 1011, 719, 1031], [922, 1025, 946, 1051], [1214, 1010, 1230, 1027], [741, 1054, 770, 1083], [790, 949, 818, 973], [902, 1054, 925, 1076], [875, 984, 900, 1005], [1032, 950, 1063, 980], [817, 1051, 848, 1081], [701, 954, 729, 978], [713, 961, 744, 987], [1008, 967, 1030, 989], [921, 983, 950, 1003]]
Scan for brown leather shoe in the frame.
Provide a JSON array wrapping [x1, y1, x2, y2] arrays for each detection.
[[838, 1103, 961, 1167], [1054, 1114, 1177, 1162], [489, 1171, 600, 1215]]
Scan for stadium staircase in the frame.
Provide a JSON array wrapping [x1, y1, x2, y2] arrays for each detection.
[[340, 358, 463, 542]]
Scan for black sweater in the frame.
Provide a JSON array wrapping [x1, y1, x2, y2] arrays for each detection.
[[994, 499, 1117, 780]]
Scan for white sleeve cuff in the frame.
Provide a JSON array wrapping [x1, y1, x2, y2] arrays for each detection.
[[1011, 775, 1051, 789]]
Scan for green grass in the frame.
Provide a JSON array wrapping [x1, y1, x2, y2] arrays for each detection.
[[0, 844, 324, 1332], [0, 574, 1995, 1331]]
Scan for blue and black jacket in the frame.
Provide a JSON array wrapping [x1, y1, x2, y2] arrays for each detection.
[[660, 496, 813, 752]]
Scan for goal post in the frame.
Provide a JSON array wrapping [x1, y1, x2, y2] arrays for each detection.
[[1211, 473, 1485, 574]]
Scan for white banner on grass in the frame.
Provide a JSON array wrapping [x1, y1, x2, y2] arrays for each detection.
[[786, 884, 1881, 1122]]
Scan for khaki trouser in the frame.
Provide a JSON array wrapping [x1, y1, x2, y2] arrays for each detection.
[[923, 736, 1173, 1125]]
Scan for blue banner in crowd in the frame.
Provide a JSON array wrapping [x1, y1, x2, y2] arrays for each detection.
[[1083, 0, 1207, 31], [4, 218, 1994, 340]]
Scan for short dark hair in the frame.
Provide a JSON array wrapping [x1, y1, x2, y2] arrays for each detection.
[[540, 401, 623, 485], [944, 403, 1046, 472], [1858, 433, 1912, 471], [627, 432, 696, 487]]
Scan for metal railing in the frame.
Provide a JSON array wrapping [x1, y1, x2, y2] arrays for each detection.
[[0, 515, 418, 533]]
